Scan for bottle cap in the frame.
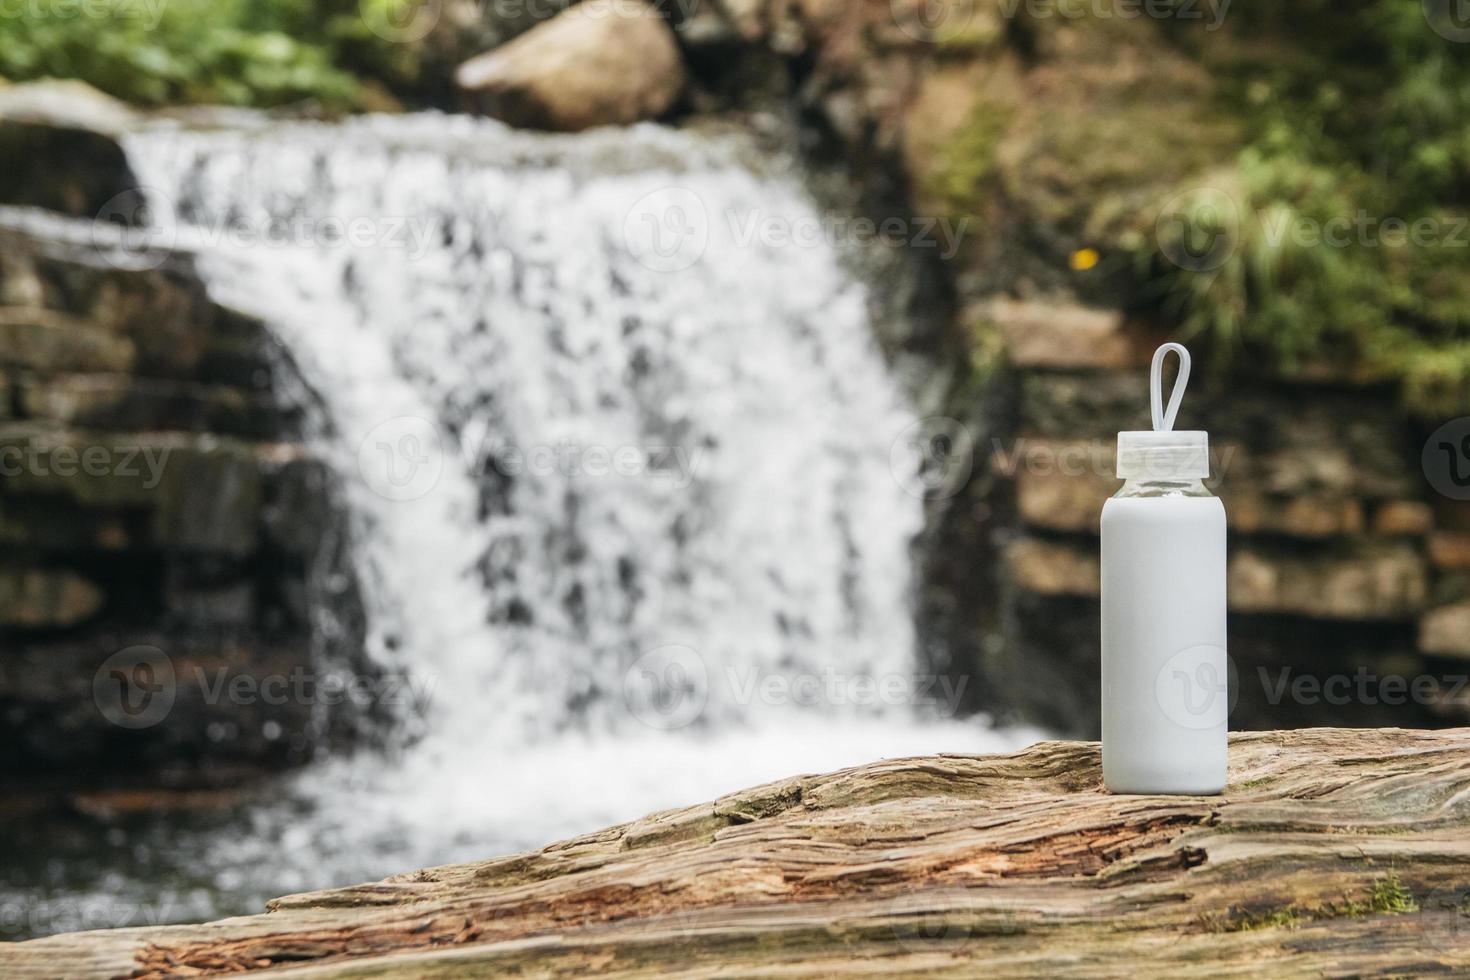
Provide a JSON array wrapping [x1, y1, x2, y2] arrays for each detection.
[[1116, 343, 1210, 480]]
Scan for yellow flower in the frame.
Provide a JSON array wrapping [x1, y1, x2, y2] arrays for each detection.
[[1069, 247, 1100, 271]]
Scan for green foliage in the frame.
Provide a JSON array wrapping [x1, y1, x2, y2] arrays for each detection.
[[0, 0, 395, 108], [1137, 1, 1470, 414], [1369, 872, 1420, 915]]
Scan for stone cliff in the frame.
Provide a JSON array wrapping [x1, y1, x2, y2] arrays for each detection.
[[0, 84, 365, 790]]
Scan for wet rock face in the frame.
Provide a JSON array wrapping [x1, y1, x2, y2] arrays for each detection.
[[0, 221, 365, 788]]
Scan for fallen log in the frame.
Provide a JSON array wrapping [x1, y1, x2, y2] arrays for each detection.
[[6, 727, 1470, 978]]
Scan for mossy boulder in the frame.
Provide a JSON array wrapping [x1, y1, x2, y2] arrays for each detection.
[[0, 80, 139, 218]]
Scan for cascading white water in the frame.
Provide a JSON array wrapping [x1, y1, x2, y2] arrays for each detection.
[[114, 114, 1037, 897]]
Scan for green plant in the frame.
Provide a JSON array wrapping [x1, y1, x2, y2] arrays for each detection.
[[0, 0, 391, 108], [1134, 1, 1470, 414]]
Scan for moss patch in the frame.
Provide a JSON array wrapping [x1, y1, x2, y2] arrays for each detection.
[[1214, 873, 1420, 931]]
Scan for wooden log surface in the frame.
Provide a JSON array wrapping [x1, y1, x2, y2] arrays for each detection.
[[6, 727, 1470, 978]]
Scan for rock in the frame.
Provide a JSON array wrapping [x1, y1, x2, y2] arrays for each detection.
[[1419, 602, 1470, 659], [1255, 447, 1362, 497], [722, 0, 777, 41], [1224, 490, 1365, 539], [163, 573, 255, 628], [1007, 538, 1098, 597], [8, 729, 1470, 976], [0, 427, 264, 555], [1005, 438, 1368, 540], [1009, 439, 1113, 533], [0, 497, 135, 553], [152, 439, 265, 558], [983, 298, 1150, 371], [0, 80, 140, 218], [1228, 545, 1429, 622], [1016, 378, 1417, 497], [1007, 535, 1430, 620], [17, 374, 287, 438], [0, 221, 279, 387], [0, 307, 135, 374], [1428, 532, 1470, 570], [0, 567, 103, 629], [1372, 501, 1435, 536], [0, 216, 364, 792], [259, 452, 338, 558], [0, 425, 183, 508], [0, 629, 323, 778], [674, 0, 763, 49], [456, 0, 687, 131]]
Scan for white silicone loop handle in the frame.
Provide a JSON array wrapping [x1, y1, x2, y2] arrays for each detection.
[[1150, 343, 1191, 432]]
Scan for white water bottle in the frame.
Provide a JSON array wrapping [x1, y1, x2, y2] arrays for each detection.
[[1101, 343, 1227, 795]]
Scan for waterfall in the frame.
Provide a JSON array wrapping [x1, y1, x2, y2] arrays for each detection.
[[113, 114, 1035, 900]]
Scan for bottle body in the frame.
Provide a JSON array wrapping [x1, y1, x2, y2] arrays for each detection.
[[1100, 479, 1227, 794]]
